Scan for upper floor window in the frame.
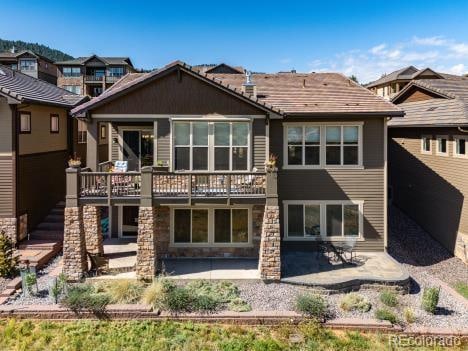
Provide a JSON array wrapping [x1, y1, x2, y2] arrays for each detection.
[[453, 136, 467, 158], [63, 85, 81, 94], [19, 112, 31, 133], [63, 67, 81, 77], [77, 120, 87, 144], [107, 67, 124, 77], [50, 114, 59, 133], [436, 135, 448, 156], [19, 59, 36, 71], [284, 124, 362, 168], [421, 135, 432, 154], [173, 121, 250, 172]]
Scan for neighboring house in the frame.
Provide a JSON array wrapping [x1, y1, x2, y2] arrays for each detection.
[[62, 60, 402, 281], [0, 48, 58, 84], [388, 78, 468, 263], [193, 63, 244, 74], [0, 65, 86, 244], [366, 66, 462, 100], [55, 55, 135, 97]]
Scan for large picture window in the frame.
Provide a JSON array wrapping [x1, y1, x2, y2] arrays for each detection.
[[173, 121, 250, 171], [284, 124, 362, 168], [285, 201, 362, 240], [171, 207, 250, 246]]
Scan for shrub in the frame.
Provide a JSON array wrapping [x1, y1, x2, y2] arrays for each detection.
[[24, 272, 37, 296], [141, 278, 170, 309], [0, 231, 19, 278], [339, 293, 371, 312], [191, 294, 219, 312], [295, 294, 328, 321], [379, 290, 398, 307], [61, 284, 110, 314], [49, 273, 68, 303], [228, 297, 252, 312], [403, 307, 416, 324], [421, 287, 440, 314], [374, 308, 398, 324], [164, 286, 192, 312], [101, 279, 144, 304]]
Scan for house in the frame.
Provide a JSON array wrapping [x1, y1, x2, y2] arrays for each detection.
[[55, 55, 135, 97], [0, 48, 58, 84], [0, 65, 86, 245], [388, 78, 468, 263], [365, 66, 462, 100], [62, 60, 403, 281]]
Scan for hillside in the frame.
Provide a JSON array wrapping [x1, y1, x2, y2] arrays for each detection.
[[0, 39, 73, 62]]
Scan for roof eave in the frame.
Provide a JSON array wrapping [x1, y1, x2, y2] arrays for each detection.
[[284, 111, 405, 117]]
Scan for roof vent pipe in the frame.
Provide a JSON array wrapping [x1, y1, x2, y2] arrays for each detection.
[[10, 46, 15, 54], [242, 71, 257, 98]]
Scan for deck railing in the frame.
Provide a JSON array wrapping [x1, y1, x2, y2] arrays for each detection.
[[80, 171, 142, 198]]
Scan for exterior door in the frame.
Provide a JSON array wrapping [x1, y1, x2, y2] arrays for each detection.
[[122, 130, 141, 171], [120, 206, 138, 237]]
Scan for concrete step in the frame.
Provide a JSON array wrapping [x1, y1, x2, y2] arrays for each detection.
[[50, 208, 64, 215], [29, 231, 63, 241], [56, 201, 65, 208], [19, 239, 62, 251], [36, 222, 64, 231], [43, 214, 64, 223]]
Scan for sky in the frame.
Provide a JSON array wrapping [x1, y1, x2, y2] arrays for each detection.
[[1, 0, 468, 83]]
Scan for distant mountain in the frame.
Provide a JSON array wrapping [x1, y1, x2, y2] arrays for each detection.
[[0, 39, 74, 62]]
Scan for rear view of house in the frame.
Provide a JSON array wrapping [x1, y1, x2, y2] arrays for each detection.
[[0, 65, 85, 244], [62, 61, 403, 281]]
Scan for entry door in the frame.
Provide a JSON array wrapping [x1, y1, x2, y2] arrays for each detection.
[[120, 206, 138, 237], [122, 130, 141, 171]]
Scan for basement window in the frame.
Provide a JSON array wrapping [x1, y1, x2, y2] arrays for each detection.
[[454, 136, 467, 158], [436, 135, 449, 156]]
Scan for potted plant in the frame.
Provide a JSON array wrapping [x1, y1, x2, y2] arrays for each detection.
[[265, 153, 278, 172], [68, 153, 81, 168], [154, 160, 169, 172]]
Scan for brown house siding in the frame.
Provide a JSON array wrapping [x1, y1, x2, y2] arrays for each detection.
[[389, 127, 468, 253], [396, 87, 443, 103], [17, 150, 68, 230], [270, 117, 386, 251]]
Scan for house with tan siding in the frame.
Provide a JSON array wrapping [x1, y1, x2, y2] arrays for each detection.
[[0, 65, 86, 244], [60, 60, 403, 281], [388, 78, 468, 263]]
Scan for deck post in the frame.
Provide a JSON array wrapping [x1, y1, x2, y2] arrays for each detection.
[[83, 205, 103, 255], [63, 206, 87, 281], [140, 166, 153, 207], [86, 118, 99, 171], [65, 167, 80, 208], [259, 168, 281, 281]]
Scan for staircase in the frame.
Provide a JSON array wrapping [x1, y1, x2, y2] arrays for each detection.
[[18, 201, 64, 269]]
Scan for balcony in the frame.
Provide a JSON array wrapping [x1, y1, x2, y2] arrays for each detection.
[[67, 167, 270, 207], [84, 75, 123, 84]]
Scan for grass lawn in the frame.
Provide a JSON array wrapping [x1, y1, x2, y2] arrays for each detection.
[[0, 319, 465, 351], [454, 282, 468, 299]]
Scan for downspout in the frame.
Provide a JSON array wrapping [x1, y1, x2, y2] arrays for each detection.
[[9, 104, 18, 234]]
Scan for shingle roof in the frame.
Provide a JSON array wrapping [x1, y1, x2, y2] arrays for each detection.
[[0, 50, 54, 63], [71, 60, 402, 117], [0, 65, 86, 107], [389, 79, 468, 126], [55, 55, 133, 66]]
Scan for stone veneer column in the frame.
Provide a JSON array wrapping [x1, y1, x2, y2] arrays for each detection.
[[83, 206, 103, 255], [63, 207, 87, 281], [0, 218, 17, 244], [258, 205, 281, 281], [136, 207, 157, 280]]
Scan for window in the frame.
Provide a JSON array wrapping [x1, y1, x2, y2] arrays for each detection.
[[173, 121, 250, 171], [63, 85, 81, 94], [100, 124, 107, 140], [19, 59, 36, 71], [171, 207, 251, 246], [284, 124, 362, 168], [107, 67, 124, 77], [63, 67, 81, 77], [19, 112, 31, 133], [421, 135, 432, 154], [285, 201, 362, 240], [436, 136, 448, 156], [92, 87, 103, 97], [454, 136, 467, 158], [77, 120, 87, 144], [11, 63, 17, 70], [174, 209, 209, 243], [50, 114, 59, 133]]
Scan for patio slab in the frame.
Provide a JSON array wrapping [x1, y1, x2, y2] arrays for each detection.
[[281, 251, 409, 290]]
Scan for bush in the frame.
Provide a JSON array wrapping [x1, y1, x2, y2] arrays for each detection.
[[228, 297, 252, 312], [23, 272, 37, 296], [454, 282, 468, 299], [379, 290, 398, 307], [141, 278, 170, 309], [49, 274, 68, 304], [0, 231, 19, 278], [339, 293, 371, 312], [61, 284, 110, 314], [374, 308, 398, 324], [421, 287, 440, 314], [100, 279, 144, 304], [295, 294, 328, 321], [403, 307, 416, 324], [164, 286, 192, 312], [191, 293, 219, 312]]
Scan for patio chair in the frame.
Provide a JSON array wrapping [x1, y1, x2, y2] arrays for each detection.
[[341, 238, 358, 263], [87, 252, 109, 276]]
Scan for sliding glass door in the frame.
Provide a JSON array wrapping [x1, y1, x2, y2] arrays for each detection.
[[121, 129, 154, 171]]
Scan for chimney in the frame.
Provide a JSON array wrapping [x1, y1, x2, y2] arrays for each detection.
[[10, 46, 15, 54], [242, 70, 257, 98]]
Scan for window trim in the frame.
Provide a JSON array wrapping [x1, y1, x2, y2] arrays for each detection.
[[283, 122, 364, 169], [19, 111, 31, 134], [171, 120, 252, 173], [50, 114, 59, 134], [436, 135, 449, 157], [453, 136, 468, 159], [283, 200, 364, 241], [420, 135, 432, 155], [170, 206, 253, 247]]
